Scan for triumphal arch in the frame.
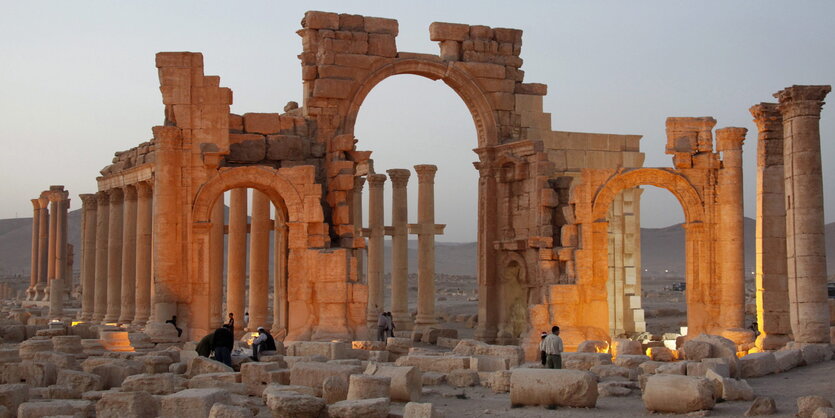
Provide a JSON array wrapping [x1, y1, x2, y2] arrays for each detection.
[[67, 11, 830, 358]]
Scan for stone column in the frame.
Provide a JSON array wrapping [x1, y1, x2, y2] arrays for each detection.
[[104, 188, 124, 323], [92, 191, 109, 322], [79, 194, 97, 321], [209, 197, 225, 329], [272, 222, 288, 336], [750, 103, 791, 349], [474, 152, 499, 343], [353, 177, 366, 283], [46, 191, 58, 304], [227, 188, 247, 325], [413, 165, 442, 327], [249, 190, 270, 331], [49, 189, 69, 318], [28, 199, 41, 301], [716, 127, 747, 330], [35, 197, 49, 301], [118, 186, 137, 324], [133, 182, 153, 325], [775, 85, 832, 343], [365, 173, 387, 328], [387, 169, 412, 331]]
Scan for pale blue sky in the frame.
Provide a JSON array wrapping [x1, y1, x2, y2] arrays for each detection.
[[1, 1, 833, 242]]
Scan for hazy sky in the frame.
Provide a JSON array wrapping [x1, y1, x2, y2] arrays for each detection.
[[1, 1, 833, 242]]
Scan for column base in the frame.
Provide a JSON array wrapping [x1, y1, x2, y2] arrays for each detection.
[[33, 283, 47, 301], [392, 311, 413, 331], [755, 333, 791, 351], [414, 314, 437, 328]]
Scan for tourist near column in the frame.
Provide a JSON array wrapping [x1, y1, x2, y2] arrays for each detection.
[[715, 127, 747, 330], [79, 193, 98, 321], [28, 198, 41, 301], [365, 173, 387, 329], [750, 103, 791, 349], [387, 169, 412, 331], [249, 190, 270, 331], [49, 188, 69, 318], [227, 188, 247, 329], [35, 196, 50, 301], [104, 188, 124, 323], [209, 195, 225, 329], [92, 191, 109, 322], [133, 181, 153, 325], [412, 165, 445, 328], [775, 85, 832, 343], [119, 186, 137, 324]]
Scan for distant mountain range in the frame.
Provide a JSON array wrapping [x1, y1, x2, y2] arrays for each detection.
[[0, 210, 832, 280]]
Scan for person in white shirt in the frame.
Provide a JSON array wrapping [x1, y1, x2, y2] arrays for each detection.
[[542, 325, 564, 369]]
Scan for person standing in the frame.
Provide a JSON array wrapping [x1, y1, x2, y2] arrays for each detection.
[[244, 311, 250, 329], [386, 312, 395, 338], [165, 315, 182, 338], [251, 326, 277, 361], [539, 331, 548, 366], [226, 313, 235, 333], [377, 312, 387, 342], [212, 324, 234, 367], [543, 325, 563, 369]]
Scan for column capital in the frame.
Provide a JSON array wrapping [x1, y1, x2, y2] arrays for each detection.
[[749, 102, 782, 132], [414, 164, 438, 184], [31, 199, 42, 210], [96, 190, 110, 206], [367, 173, 387, 188], [775, 85, 831, 118], [109, 188, 124, 204], [715, 127, 747, 151], [353, 176, 366, 192], [124, 185, 137, 201], [135, 181, 153, 198], [37, 195, 50, 207], [79, 193, 98, 208], [386, 169, 411, 188]]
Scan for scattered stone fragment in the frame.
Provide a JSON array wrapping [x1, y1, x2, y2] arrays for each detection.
[[745, 396, 777, 416], [509, 369, 598, 408], [797, 396, 834, 418], [642, 374, 714, 413], [327, 397, 389, 418]]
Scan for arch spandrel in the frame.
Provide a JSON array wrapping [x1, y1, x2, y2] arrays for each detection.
[[342, 57, 499, 148], [591, 168, 705, 224]]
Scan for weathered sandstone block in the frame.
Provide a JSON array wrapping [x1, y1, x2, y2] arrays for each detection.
[[286, 341, 349, 360], [264, 389, 324, 418], [364, 363, 421, 402], [692, 334, 740, 377], [590, 364, 632, 380], [681, 340, 712, 361], [51, 335, 83, 354], [347, 374, 390, 400], [429, 22, 470, 42], [18, 400, 93, 418], [0, 383, 30, 413], [96, 391, 158, 418], [774, 348, 803, 372], [612, 354, 649, 369], [56, 370, 102, 393], [509, 369, 598, 408], [576, 340, 609, 353], [740, 352, 777, 378], [241, 362, 289, 396], [322, 375, 348, 404], [18, 339, 52, 360], [470, 355, 508, 372], [141, 355, 174, 374], [186, 356, 234, 378], [208, 403, 253, 418], [642, 374, 715, 413], [421, 328, 458, 344], [797, 396, 833, 418], [289, 362, 362, 395], [160, 388, 231, 418], [395, 355, 469, 373], [656, 361, 688, 375], [327, 397, 389, 418], [404, 401, 442, 418], [489, 370, 511, 393], [811, 407, 835, 418], [745, 396, 777, 416], [647, 347, 675, 362], [122, 372, 187, 395]]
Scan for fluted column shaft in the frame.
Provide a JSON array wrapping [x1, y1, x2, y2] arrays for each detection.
[[227, 188, 247, 327], [35, 198, 49, 301], [387, 169, 412, 330], [119, 186, 137, 323], [79, 194, 97, 320], [48, 191, 69, 318], [46, 194, 58, 304], [353, 177, 366, 283], [104, 188, 124, 323], [134, 182, 153, 325], [716, 127, 747, 329], [775, 85, 832, 343], [249, 190, 270, 331], [209, 198, 225, 329], [366, 174, 387, 328], [414, 165, 439, 327], [28, 199, 41, 300], [92, 192, 109, 321]]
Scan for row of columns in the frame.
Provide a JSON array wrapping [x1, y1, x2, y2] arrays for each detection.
[[79, 182, 154, 325], [0, 283, 22, 300], [27, 186, 71, 318], [752, 85, 832, 346], [361, 164, 444, 332]]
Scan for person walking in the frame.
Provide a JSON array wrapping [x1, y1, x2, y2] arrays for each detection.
[[212, 324, 234, 367], [251, 326, 277, 361], [543, 325, 564, 369], [539, 331, 548, 366], [377, 312, 387, 342]]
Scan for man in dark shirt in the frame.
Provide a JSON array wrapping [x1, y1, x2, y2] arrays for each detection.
[[251, 326, 277, 361], [212, 324, 234, 366]]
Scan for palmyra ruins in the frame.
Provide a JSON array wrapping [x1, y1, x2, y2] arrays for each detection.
[[1, 10, 832, 418]]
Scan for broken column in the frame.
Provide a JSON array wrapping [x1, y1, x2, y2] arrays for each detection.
[[28, 199, 41, 301], [133, 182, 153, 325], [249, 190, 271, 331], [119, 186, 137, 324], [92, 191, 110, 322], [387, 169, 412, 331], [716, 127, 747, 330], [79, 194, 98, 321], [750, 103, 791, 349], [412, 165, 444, 328], [365, 173, 387, 328], [227, 188, 247, 327], [774, 84, 832, 343], [104, 188, 124, 323]]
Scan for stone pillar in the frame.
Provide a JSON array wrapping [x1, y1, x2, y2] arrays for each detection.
[[92, 191, 109, 322], [412, 165, 443, 327], [353, 177, 366, 283], [716, 127, 747, 330], [48, 189, 69, 318], [133, 182, 153, 325], [227, 188, 247, 325], [474, 152, 499, 343], [775, 85, 832, 343], [365, 173, 387, 328], [79, 194, 97, 321], [750, 103, 791, 349], [46, 191, 58, 304], [35, 197, 49, 301], [28, 199, 41, 301], [104, 188, 124, 323], [387, 169, 412, 331], [118, 186, 137, 324], [249, 190, 270, 331], [209, 197, 225, 330], [272, 222, 288, 337]]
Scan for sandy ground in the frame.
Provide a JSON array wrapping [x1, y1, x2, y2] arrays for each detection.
[[390, 360, 835, 417]]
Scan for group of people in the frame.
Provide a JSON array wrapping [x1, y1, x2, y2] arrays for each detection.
[[539, 325, 564, 369], [195, 312, 277, 366], [376, 311, 396, 341]]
